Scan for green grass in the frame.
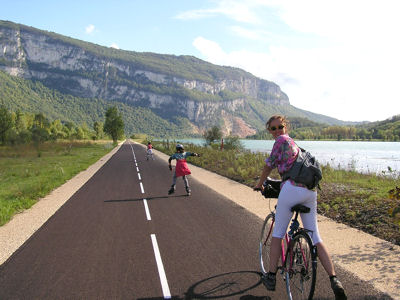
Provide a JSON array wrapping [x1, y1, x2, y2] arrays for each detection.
[[152, 140, 400, 245], [0, 140, 115, 226]]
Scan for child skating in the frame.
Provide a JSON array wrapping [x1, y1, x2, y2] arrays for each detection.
[[168, 144, 200, 196], [146, 142, 154, 160]]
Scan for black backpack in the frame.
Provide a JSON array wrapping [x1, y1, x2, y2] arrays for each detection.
[[282, 146, 322, 190]]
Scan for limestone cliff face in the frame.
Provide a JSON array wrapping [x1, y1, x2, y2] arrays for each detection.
[[0, 21, 289, 137]]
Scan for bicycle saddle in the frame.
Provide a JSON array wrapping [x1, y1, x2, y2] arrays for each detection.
[[291, 204, 310, 213]]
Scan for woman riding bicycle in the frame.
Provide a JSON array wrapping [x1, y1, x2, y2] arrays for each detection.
[[254, 115, 347, 300]]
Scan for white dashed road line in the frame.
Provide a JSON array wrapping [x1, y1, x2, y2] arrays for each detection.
[[151, 234, 171, 299], [129, 141, 171, 298], [143, 199, 151, 221]]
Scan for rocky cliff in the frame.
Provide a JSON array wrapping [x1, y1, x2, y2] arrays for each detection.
[[0, 20, 291, 137]]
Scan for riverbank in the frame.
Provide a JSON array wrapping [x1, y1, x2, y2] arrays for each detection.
[[164, 138, 400, 177], [151, 140, 400, 246]]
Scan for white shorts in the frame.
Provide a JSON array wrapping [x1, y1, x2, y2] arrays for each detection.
[[272, 180, 322, 245]]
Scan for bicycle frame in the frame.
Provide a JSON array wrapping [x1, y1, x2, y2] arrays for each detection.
[[258, 186, 317, 300], [263, 213, 312, 285]]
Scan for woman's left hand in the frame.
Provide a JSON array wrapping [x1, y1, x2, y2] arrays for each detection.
[[253, 183, 264, 191]]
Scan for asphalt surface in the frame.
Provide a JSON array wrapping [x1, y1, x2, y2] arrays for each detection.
[[0, 142, 393, 299]]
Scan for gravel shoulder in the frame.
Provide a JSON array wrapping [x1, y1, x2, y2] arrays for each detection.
[[1, 141, 399, 298]]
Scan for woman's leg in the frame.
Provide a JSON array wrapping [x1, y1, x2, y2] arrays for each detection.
[[300, 189, 347, 299], [299, 188, 335, 275], [269, 237, 283, 272], [270, 181, 296, 271], [315, 242, 335, 276]]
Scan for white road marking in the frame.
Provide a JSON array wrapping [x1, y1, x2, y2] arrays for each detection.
[[143, 199, 151, 220], [151, 234, 171, 299], [130, 141, 171, 298]]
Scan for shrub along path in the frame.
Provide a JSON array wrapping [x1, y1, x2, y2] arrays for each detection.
[[152, 141, 400, 246]]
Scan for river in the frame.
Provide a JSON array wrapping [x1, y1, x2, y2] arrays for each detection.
[[170, 138, 400, 177]]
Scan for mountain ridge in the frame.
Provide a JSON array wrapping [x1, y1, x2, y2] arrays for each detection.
[[0, 20, 350, 137]]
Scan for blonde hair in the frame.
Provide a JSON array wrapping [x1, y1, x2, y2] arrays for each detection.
[[266, 115, 290, 131]]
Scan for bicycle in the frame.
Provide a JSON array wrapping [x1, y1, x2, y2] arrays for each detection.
[[257, 178, 318, 300]]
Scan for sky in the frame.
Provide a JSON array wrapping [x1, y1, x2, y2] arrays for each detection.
[[1, 0, 399, 122]]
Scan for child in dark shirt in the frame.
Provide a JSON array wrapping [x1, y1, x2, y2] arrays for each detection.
[[168, 144, 200, 196]]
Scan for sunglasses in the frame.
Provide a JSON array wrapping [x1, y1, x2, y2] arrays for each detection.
[[269, 125, 285, 131]]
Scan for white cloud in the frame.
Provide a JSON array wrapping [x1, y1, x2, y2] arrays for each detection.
[[230, 26, 267, 41], [85, 24, 95, 34], [110, 43, 119, 49], [190, 1, 400, 121], [175, 9, 218, 20], [175, 0, 261, 24], [193, 35, 399, 122], [192, 37, 227, 65]]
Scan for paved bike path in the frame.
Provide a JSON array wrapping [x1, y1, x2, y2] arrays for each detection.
[[1, 142, 272, 299], [0, 141, 396, 299]]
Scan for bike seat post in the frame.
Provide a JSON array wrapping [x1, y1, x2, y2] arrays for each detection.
[[293, 210, 300, 221], [288, 213, 300, 237]]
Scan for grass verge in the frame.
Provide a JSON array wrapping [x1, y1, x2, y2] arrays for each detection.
[[0, 140, 115, 226], [152, 140, 400, 245]]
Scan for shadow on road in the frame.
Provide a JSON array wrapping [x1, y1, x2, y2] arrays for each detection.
[[137, 270, 270, 300], [104, 194, 189, 203]]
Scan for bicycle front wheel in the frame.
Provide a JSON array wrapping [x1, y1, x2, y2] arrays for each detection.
[[259, 213, 275, 275], [285, 230, 317, 300]]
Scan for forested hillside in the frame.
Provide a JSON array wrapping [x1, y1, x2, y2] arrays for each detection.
[[0, 70, 196, 138]]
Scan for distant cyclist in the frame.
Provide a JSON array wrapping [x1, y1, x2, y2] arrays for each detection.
[[146, 142, 154, 160], [168, 144, 200, 196], [254, 115, 347, 300]]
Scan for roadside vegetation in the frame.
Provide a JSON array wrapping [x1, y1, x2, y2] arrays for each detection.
[[0, 140, 114, 226], [0, 106, 125, 225], [149, 139, 400, 246]]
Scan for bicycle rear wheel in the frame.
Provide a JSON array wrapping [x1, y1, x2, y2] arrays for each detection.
[[285, 230, 317, 300], [259, 213, 275, 275]]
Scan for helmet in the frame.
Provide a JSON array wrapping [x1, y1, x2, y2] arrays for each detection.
[[176, 144, 184, 151]]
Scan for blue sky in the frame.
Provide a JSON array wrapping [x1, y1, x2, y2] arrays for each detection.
[[1, 0, 399, 122]]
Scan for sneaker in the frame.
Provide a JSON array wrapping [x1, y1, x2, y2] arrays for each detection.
[[168, 186, 176, 195], [330, 277, 347, 300], [262, 272, 276, 291], [186, 188, 191, 196]]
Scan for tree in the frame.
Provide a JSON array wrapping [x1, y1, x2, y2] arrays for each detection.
[[14, 110, 26, 133], [33, 113, 49, 129], [0, 106, 13, 145], [93, 121, 103, 140], [103, 106, 124, 143], [223, 136, 244, 151], [203, 126, 223, 145]]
